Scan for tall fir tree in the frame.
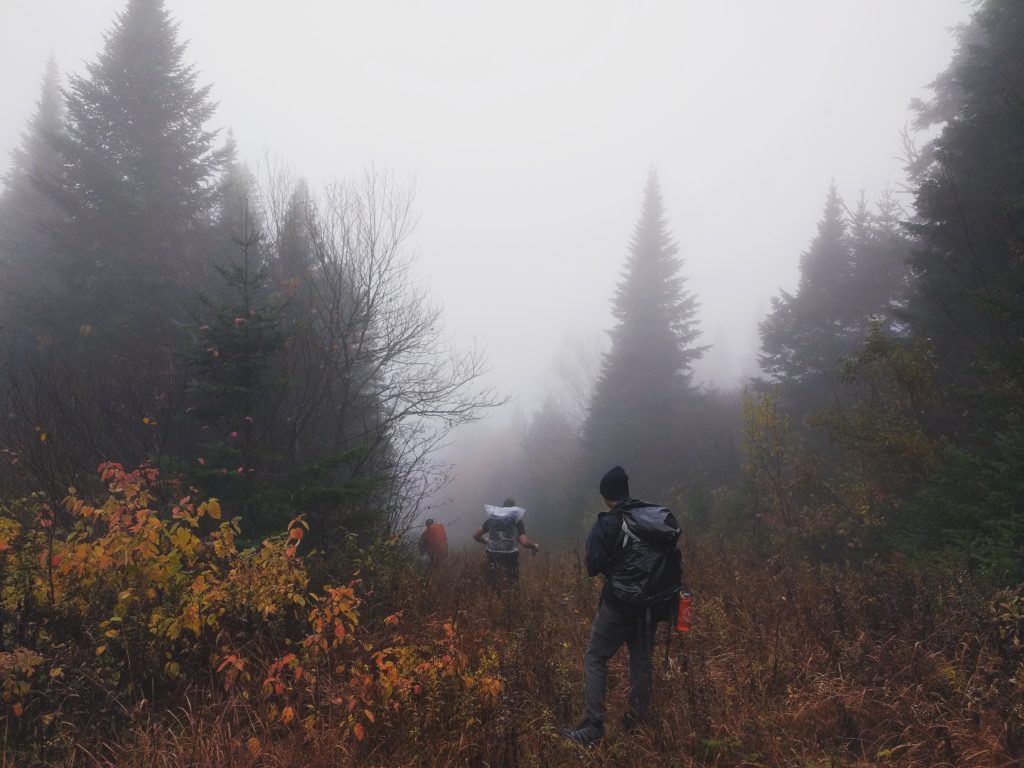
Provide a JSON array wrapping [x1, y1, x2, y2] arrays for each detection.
[[582, 170, 705, 496], [895, 0, 1024, 580], [0, 57, 66, 341], [0, 0, 229, 487], [847, 189, 914, 337], [906, 0, 1024, 393], [759, 185, 855, 415], [184, 208, 288, 531], [509, 398, 583, 543], [761, 184, 916, 421], [54, 0, 225, 343]]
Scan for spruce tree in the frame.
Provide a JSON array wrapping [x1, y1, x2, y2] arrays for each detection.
[[906, 0, 1024, 390], [185, 210, 288, 531], [847, 190, 913, 337], [0, 57, 66, 341], [512, 398, 582, 543], [582, 170, 705, 496], [54, 0, 225, 342], [759, 186, 855, 415], [0, 0, 228, 485], [271, 180, 315, 317], [897, 0, 1024, 580]]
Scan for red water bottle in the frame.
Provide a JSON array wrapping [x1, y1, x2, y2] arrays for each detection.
[[675, 592, 692, 633]]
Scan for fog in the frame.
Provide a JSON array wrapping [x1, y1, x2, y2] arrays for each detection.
[[1, 0, 971, 395], [0, 0, 974, 536]]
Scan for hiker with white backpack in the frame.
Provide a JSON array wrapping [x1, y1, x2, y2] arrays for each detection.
[[472, 497, 540, 586]]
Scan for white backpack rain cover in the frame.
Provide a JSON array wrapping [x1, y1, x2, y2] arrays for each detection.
[[484, 504, 525, 554]]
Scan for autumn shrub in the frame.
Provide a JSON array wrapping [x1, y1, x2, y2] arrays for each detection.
[[0, 463, 502, 763]]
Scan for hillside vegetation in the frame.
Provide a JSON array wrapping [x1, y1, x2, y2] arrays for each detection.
[[0, 466, 1019, 766]]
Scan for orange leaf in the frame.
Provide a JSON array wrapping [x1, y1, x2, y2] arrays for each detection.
[[352, 723, 365, 741]]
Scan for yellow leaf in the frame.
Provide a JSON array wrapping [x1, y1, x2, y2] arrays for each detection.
[[247, 737, 261, 756], [206, 499, 222, 520], [95, 645, 107, 655]]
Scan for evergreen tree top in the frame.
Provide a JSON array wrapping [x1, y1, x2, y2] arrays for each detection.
[[796, 183, 850, 298], [4, 56, 63, 190], [607, 169, 703, 372], [63, 0, 222, 218]]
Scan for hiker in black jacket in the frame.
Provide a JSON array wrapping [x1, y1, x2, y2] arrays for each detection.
[[560, 465, 682, 746]]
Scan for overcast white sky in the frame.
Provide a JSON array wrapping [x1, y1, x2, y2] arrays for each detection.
[[1, 0, 972, 412]]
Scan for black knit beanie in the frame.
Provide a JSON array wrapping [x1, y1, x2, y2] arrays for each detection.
[[599, 466, 629, 501]]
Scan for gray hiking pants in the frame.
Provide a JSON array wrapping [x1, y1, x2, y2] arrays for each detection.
[[583, 599, 653, 731]]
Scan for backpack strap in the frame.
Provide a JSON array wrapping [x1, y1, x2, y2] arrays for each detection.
[[619, 514, 641, 549], [610, 509, 627, 552]]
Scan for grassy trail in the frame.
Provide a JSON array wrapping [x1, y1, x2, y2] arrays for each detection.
[[45, 544, 1021, 767]]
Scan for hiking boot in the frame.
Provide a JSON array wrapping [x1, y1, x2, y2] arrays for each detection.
[[621, 712, 643, 733], [559, 722, 603, 746]]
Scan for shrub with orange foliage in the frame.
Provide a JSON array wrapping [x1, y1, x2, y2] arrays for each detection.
[[0, 463, 499, 762]]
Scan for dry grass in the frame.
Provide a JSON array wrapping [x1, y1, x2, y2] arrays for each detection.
[[11, 540, 1022, 767]]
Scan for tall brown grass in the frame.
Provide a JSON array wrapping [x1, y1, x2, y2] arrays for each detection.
[[10, 538, 1022, 767]]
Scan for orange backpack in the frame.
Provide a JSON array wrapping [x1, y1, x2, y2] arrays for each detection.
[[423, 523, 448, 561]]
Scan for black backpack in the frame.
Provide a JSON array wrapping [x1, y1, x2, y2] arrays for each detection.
[[607, 502, 682, 616]]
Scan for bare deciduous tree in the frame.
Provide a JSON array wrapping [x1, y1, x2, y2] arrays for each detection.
[[257, 168, 502, 539]]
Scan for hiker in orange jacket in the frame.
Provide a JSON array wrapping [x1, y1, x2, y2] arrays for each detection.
[[418, 518, 449, 565]]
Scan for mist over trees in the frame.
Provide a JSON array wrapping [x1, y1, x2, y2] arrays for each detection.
[[0, 0, 495, 545], [1, 0, 1020, 574], [488, 0, 1024, 584], [758, 185, 914, 418], [3, 0, 1024, 763], [0, 57, 65, 342]]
